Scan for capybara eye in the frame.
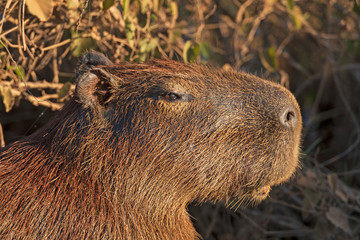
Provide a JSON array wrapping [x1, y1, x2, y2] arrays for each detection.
[[147, 89, 184, 101], [163, 93, 180, 101]]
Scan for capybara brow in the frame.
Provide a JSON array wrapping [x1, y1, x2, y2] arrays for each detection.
[[0, 52, 302, 239]]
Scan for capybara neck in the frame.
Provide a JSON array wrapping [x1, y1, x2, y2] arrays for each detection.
[[1, 98, 198, 239]]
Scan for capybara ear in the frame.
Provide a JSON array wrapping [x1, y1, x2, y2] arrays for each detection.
[[75, 67, 119, 112], [75, 52, 118, 113], [76, 52, 113, 78]]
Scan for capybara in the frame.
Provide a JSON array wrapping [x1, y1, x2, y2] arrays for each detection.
[[0, 52, 302, 239]]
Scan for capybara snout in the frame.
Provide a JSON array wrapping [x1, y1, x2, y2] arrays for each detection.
[[0, 52, 302, 239]]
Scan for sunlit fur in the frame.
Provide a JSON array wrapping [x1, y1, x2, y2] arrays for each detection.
[[0, 53, 302, 239]]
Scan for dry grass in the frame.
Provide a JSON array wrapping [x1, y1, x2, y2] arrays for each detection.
[[1, 0, 360, 238]]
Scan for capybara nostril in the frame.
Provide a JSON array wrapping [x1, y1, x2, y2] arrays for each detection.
[[280, 106, 298, 129]]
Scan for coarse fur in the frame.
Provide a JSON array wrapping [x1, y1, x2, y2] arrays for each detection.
[[0, 52, 302, 239]]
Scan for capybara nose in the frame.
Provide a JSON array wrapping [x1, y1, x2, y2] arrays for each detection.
[[279, 106, 298, 129]]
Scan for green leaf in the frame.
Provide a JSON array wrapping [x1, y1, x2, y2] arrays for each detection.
[[67, 0, 80, 9], [183, 41, 200, 63], [125, 19, 136, 47], [67, 0, 80, 24], [123, 0, 130, 19], [71, 37, 96, 57], [219, 0, 238, 18], [200, 41, 211, 60], [138, 38, 158, 62], [353, 0, 360, 16], [139, 39, 149, 53], [291, 6, 303, 30], [189, 43, 200, 62], [58, 82, 72, 99], [7, 65, 25, 81], [170, 1, 178, 21], [168, 21, 185, 43], [286, 0, 295, 10], [183, 40, 192, 63], [103, 0, 114, 10], [285, 0, 303, 30], [0, 86, 15, 112], [138, 0, 150, 14], [267, 45, 278, 70], [15, 66, 25, 81], [138, 53, 147, 63], [344, 37, 360, 56], [150, 13, 157, 21], [148, 38, 158, 51]]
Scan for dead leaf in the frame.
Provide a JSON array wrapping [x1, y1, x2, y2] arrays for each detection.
[[314, 217, 334, 240], [335, 189, 349, 203], [327, 173, 360, 204], [297, 169, 318, 190], [25, 0, 54, 21], [0, 86, 15, 112], [327, 174, 337, 192], [301, 189, 321, 219], [326, 207, 351, 234]]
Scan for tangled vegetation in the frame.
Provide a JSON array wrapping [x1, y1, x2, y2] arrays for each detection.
[[1, 0, 360, 238]]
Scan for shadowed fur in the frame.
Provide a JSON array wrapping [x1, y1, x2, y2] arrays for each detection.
[[0, 52, 302, 239]]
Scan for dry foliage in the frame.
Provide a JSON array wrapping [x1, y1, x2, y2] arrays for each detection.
[[1, 0, 360, 239]]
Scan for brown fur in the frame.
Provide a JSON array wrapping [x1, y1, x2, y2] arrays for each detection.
[[0, 52, 302, 239]]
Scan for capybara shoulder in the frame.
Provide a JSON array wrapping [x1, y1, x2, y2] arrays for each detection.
[[0, 52, 302, 239]]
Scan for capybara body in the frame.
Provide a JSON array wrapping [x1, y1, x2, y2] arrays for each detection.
[[0, 52, 302, 239]]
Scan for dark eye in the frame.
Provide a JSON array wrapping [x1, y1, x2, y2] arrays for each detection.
[[163, 92, 181, 101], [148, 88, 193, 102]]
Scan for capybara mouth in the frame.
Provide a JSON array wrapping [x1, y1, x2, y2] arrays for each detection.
[[251, 185, 271, 201], [259, 185, 271, 195], [230, 185, 272, 206]]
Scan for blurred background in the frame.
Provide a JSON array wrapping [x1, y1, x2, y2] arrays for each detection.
[[1, 0, 360, 238]]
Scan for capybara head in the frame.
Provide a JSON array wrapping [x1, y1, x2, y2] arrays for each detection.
[[0, 52, 302, 239]]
